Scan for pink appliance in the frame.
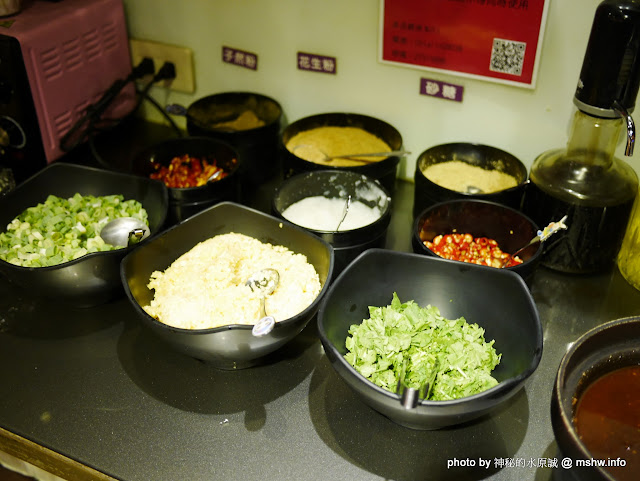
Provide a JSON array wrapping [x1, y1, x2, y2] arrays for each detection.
[[0, 0, 136, 182]]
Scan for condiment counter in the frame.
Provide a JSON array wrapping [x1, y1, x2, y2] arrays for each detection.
[[2, 121, 640, 481]]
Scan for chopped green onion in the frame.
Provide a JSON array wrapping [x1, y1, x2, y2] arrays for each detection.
[[0, 193, 149, 267]]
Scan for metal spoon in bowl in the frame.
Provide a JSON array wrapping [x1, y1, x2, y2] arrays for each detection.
[[208, 169, 223, 182], [396, 359, 439, 409], [245, 268, 280, 337], [335, 195, 352, 232], [291, 144, 410, 164], [165, 103, 239, 132], [99, 217, 149, 248], [165, 103, 199, 124], [465, 185, 484, 194], [500, 215, 568, 268]]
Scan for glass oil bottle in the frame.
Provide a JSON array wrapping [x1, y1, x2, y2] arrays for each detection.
[[522, 0, 640, 274], [618, 191, 640, 289]]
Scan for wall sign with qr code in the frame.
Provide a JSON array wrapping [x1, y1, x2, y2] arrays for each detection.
[[379, 0, 550, 89]]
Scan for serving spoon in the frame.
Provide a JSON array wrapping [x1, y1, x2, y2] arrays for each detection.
[[465, 185, 483, 194], [99, 217, 149, 247], [208, 169, 223, 182], [165, 103, 239, 132], [245, 268, 280, 337], [500, 215, 568, 268], [396, 360, 439, 409], [335, 195, 352, 232], [291, 144, 410, 164]]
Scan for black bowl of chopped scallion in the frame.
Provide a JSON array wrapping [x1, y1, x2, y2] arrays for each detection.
[[0, 163, 168, 307]]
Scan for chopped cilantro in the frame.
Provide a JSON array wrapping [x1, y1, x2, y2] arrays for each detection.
[[344, 293, 501, 401]]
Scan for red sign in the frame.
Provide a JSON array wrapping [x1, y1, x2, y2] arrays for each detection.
[[380, 0, 550, 88]]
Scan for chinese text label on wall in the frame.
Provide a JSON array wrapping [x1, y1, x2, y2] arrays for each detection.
[[297, 52, 337, 74], [222, 46, 258, 70], [420, 78, 464, 102]]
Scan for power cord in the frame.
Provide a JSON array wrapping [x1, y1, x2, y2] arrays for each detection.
[[64, 58, 184, 168], [60, 57, 155, 153], [134, 61, 183, 136], [155, 62, 177, 84]]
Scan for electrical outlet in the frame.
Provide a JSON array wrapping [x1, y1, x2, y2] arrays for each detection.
[[129, 38, 195, 93]]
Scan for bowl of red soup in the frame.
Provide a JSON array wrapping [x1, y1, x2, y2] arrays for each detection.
[[412, 199, 543, 283], [132, 137, 241, 224], [551, 316, 640, 481]]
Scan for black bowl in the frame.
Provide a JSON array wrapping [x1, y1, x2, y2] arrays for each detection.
[[0, 163, 168, 307], [184, 92, 283, 186], [272, 170, 392, 276], [121, 201, 334, 370], [280, 112, 403, 194], [317, 249, 542, 430], [414, 142, 528, 218], [132, 136, 241, 224], [551, 316, 640, 481], [412, 199, 542, 283]]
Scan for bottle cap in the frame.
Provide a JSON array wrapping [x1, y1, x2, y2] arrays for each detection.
[[574, 0, 640, 118]]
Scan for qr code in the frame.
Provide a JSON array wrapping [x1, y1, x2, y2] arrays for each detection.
[[490, 38, 526, 76]]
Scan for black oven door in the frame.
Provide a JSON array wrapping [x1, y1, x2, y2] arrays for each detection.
[[0, 34, 47, 185]]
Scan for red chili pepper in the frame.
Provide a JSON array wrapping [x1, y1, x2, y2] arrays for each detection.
[[424, 233, 523, 268], [150, 154, 230, 188]]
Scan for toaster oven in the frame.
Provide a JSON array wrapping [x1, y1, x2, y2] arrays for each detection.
[[0, 0, 136, 182]]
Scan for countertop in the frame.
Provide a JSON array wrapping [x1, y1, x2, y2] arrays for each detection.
[[1, 119, 640, 481]]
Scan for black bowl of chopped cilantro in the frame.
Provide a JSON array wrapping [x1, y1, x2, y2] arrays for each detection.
[[317, 248, 542, 430], [0, 163, 168, 307]]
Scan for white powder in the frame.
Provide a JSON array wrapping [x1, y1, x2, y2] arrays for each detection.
[[281, 196, 382, 231], [143, 233, 321, 330]]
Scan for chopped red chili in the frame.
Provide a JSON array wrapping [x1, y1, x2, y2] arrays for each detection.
[[424, 233, 523, 268], [150, 154, 229, 188]]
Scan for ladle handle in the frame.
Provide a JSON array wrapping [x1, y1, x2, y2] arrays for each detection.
[[396, 360, 437, 409], [335, 195, 352, 232], [251, 296, 276, 336], [348, 150, 410, 157], [165, 103, 189, 117], [510, 237, 540, 260], [331, 150, 411, 161], [252, 315, 275, 337], [128, 228, 147, 246], [259, 297, 267, 319], [500, 215, 568, 268]]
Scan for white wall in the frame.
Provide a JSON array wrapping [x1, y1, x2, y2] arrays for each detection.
[[123, 0, 635, 181]]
